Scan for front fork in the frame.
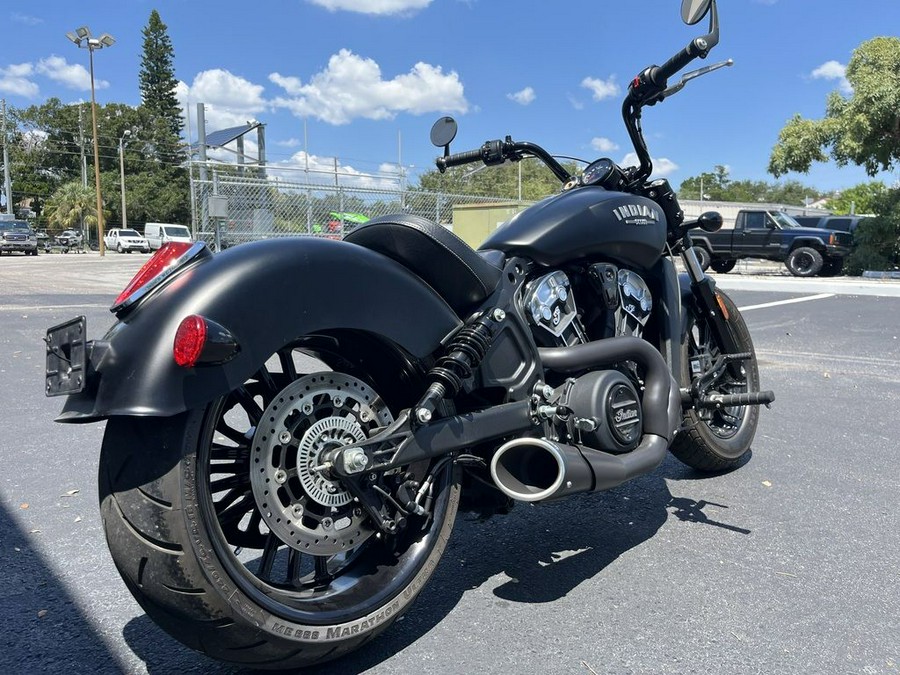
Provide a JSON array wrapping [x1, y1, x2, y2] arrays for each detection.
[[680, 232, 743, 376]]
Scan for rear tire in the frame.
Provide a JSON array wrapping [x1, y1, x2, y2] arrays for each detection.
[[670, 290, 761, 472], [710, 259, 736, 274], [99, 335, 459, 669]]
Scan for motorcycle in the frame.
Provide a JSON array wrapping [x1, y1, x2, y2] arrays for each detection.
[[44, 0, 773, 668]]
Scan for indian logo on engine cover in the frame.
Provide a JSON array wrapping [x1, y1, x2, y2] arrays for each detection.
[[612, 203, 661, 225], [607, 383, 642, 446]]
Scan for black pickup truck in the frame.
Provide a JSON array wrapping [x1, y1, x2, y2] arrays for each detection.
[[691, 209, 852, 277]]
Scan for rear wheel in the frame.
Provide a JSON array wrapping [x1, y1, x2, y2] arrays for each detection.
[[99, 333, 459, 669], [710, 259, 736, 274], [670, 290, 761, 472]]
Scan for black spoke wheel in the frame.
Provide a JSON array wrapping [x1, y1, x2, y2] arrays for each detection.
[[670, 290, 761, 472], [99, 333, 460, 669]]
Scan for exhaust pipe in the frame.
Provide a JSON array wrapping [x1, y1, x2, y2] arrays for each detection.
[[490, 434, 669, 502]]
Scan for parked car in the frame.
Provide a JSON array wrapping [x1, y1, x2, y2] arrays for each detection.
[[690, 209, 852, 277], [35, 229, 51, 251], [55, 230, 84, 249], [144, 222, 192, 250], [0, 220, 39, 256], [104, 228, 150, 253], [793, 215, 866, 233]]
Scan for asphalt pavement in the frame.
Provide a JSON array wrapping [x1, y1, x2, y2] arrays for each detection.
[[1, 251, 898, 674]]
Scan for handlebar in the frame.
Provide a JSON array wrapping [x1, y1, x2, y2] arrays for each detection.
[[435, 139, 573, 184], [436, 148, 484, 172], [655, 42, 702, 84]]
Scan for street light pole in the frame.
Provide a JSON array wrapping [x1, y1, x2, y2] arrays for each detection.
[[119, 129, 130, 229], [66, 27, 114, 255]]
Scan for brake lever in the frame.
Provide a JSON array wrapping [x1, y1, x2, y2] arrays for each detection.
[[661, 58, 734, 99]]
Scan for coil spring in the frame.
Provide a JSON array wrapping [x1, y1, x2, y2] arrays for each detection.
[[429, 319, 494, 396]]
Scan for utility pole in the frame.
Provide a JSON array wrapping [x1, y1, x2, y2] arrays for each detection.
[[1, 99, 13, 215], [78, 105, 87, 188]]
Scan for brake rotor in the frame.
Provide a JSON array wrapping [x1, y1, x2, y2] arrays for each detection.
[[249, 372, 393, 556]]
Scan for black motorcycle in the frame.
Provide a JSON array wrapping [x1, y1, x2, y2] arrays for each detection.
[[45, 0, 772, 668]]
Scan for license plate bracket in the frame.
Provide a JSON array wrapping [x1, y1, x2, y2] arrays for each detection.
[[45, 315, 87, 397]]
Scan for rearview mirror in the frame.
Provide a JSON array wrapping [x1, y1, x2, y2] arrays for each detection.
[[430, 116, 458, 149], [681, 0, 713, 25]]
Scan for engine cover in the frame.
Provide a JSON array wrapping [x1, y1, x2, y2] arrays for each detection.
[[561, 370, 642, 453], [523, 270, 586, 347]]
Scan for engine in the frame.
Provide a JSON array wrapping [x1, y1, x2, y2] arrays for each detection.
[[523, 265, 653, 347], [520, 265, 652, 455]]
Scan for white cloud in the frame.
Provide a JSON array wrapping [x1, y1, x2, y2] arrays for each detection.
[[307, 0, 432, 15], [811, 60, 852, 95], [621, 152, 678, 178], [276, 138, 304, 148], [0, 63, 39, 98], [11, 13, 43, 25], [268, 150, 402, 189], [176, 69, 267, 131], [581, 75, 620, 101], [507, 86, 535, 106], [270, 49, 467, 125], [36, 55, 107, 91], [590, 137, 619, 153], [567, 94, 585, 111]]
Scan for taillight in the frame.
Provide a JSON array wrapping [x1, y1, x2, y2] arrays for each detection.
[[111, 241, 208, 313], [173, 315, 207, 367], [173, 315, 240, 368]]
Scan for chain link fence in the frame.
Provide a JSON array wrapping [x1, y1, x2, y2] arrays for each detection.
[[189, 163, 517, 249]]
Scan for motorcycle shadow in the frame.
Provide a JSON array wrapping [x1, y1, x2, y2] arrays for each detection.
[[122, 453, 751, 674]]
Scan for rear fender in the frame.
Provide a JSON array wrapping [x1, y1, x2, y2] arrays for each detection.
[[58, 237, 462, 421]]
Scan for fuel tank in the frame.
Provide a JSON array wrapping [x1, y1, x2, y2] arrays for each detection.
[[480, 186, 667, 269]]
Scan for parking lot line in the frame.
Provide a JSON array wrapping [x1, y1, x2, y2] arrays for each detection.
[[738, 293, 835, 312]]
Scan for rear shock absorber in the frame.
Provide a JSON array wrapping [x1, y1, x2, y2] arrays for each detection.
[[414, 311, 500, 424]]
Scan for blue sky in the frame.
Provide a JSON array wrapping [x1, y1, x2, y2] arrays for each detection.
[[2, 0, 899, 195]]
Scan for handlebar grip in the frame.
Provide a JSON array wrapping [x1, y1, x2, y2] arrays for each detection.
[[436, 148, 484, 171], [654, 45, 698, 84]]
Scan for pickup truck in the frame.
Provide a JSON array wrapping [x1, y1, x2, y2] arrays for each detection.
[[104, 228, 150, 253], [690, 209, 852, 277]]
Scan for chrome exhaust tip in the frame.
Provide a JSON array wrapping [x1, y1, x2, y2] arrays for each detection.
[[489, 438, 571, 502]]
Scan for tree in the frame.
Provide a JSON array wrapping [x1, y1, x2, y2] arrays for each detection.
[[139, 10, 184, 162], [678, 165, 822, 205], [45, 180, 103, 239], [414, 158, 576, 201], [845, 188, 900, 274], [768, 37, 900, 177], [824, 181, 886, 215]]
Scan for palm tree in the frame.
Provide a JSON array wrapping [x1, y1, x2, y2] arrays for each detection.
[[45, 180, 106, 245]]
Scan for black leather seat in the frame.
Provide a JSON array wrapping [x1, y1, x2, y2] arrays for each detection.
[[345, 214, 503, 315]]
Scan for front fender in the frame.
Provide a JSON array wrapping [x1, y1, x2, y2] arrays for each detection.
[[58, 237, 462, 422]]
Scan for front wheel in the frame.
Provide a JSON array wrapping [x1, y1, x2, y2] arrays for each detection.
[[693, 246, 712, 272], [786, 246, 823, 277], [670, 290, 761, 472], [99, 336, 459, 669]]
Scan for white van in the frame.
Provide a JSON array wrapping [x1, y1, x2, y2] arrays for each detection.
[[144, 223, 193, 250]]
